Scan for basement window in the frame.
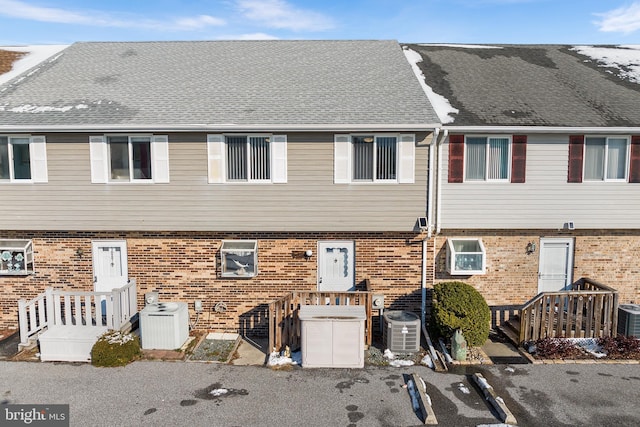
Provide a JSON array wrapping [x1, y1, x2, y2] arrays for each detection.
[[446, 238, 486, 275], [220, 240, 258, 278], [0, 239, 34, 275]]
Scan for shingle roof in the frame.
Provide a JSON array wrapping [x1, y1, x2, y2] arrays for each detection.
[[0, 40, 439, 130], [407, 44, 640, 127]]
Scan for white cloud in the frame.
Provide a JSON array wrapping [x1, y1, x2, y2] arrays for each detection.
[[228, 33, 280, 40], [0, 0, 225, 31], [595, 2, 640, 34], [236, 0, 334, 32]]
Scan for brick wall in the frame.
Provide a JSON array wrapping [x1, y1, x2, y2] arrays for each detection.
[[0, 231, 430, 335], [434, 230, 640, 306]]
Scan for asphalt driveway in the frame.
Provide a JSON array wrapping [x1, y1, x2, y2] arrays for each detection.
[[1, 361, 639, 426]]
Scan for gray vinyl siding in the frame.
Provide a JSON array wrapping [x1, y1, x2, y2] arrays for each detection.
[[440, 134, 640, 229], [0, 132, 430, 232]]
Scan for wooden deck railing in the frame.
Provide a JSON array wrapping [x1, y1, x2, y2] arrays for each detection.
[[519, 278, 618, 343], [18, 279, 137, 346], [268, 290, 372, 352]]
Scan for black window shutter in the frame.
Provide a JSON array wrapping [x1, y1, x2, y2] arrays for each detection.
[[630, 135, 640, 183], [511, 135, 527, 183], [448, 134, 464, 183], [568, 135, 584, 183]]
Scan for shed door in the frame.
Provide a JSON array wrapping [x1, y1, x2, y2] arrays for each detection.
[[538, 238, 574, 293], [317, 241, 355, 292], [92, 240, 128, 293]]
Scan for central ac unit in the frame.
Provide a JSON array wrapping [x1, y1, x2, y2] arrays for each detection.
[[618, 304, 640, 337], [383, 310, 420, 353], [140, 302, 189, 350]]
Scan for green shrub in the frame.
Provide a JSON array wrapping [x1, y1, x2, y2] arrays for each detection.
[[91, 331, 141, 367], [432, 281, 490, 347]]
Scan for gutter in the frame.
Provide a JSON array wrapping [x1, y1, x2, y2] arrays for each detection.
[[443, 125, 640, 134], [0, 123, 442, 134]]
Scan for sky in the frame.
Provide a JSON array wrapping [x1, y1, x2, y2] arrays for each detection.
[[1, 0, 640, 45]]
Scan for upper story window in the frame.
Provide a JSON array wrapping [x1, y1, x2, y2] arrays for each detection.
[[89, 134, 169, 183], [353, 135, 397, 181], [568, 135, 640, 183], [207, 134, 287, 184], [0, 136, 48, 183], [334, 134, 415, 184], [448, 134, 526, 184], [465, 136, 510, 181], [584, 136, 629, 181], [226, 135, 270, 181]]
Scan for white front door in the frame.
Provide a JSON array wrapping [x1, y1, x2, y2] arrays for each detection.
[[92, 240, 128, 293], [318, 241, 355, 292], [538, 238, 574, 293]]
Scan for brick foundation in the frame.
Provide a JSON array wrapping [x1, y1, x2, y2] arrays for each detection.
[[0, 231, 432, 335], [434, 230, 640, 307]]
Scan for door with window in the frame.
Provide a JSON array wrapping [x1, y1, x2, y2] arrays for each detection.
[[538, 238, 574, 293], [317, 241, 355, 292], [92, 241, 128, 293]]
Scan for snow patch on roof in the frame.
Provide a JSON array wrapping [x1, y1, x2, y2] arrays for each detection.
[[0, 104, 88, 113], [403, 47, 457, 124], [0, 45, 69, 86], [571, 45, 640, 84]]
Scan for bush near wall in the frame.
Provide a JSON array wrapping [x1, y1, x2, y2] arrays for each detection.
[[432, 281, 490, 347], [91, 331, 141, 367]]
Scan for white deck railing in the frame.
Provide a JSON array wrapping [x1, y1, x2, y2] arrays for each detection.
[[18, 279, 137, 346]]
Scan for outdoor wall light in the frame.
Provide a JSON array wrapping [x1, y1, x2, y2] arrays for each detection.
[[526, 242, 536, 255], [76, 248, 85, 258], [304, 249, 313, 259]]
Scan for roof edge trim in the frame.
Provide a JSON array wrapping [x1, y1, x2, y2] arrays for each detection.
[[443, 126, 640, 134]]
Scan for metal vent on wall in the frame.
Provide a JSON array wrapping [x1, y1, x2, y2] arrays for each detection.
[[383, 310, 420, 353], [618, 304, 640, 337]]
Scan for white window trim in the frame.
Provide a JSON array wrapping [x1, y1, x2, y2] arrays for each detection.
[[220, 240, 258, 278], [463, 135, 512, 183], [89, 134, 169, 184], [583, 135, 630, 182], [0, 135, 47, 183], [445, 237, 486, 275], [334, 133, 415, 184], [0, 239, 35, 275], [207, 134, 287, 184]]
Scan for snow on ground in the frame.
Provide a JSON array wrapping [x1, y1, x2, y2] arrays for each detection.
[[0, 45, 68, 86], [402, 46, 458, 124], [267, 350, 302, 367], [383, 348, 415, 367], [571, 45, 640, 84]]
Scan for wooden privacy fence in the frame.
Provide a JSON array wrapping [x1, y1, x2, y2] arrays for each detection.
[[18, 279, 138, 346], [268, 291, 373, 352], [519, 278, 618, 343]]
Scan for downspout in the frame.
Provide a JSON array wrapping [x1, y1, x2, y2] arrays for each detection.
[[422, 128, 447, 326], [422, 128, 439, 326]]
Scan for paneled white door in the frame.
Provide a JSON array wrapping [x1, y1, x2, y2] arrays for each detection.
[[317, 241, 355, 292], [92, 240, 128, 293], [538, 238, 574, 293]]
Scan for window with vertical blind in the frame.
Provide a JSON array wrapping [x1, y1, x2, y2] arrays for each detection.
[[465, 136, 510, 181], [207, 134, 287, 184], [0, 135, 48, 183], [334, 134, 415, 184], [226, 135, 271, 181]]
